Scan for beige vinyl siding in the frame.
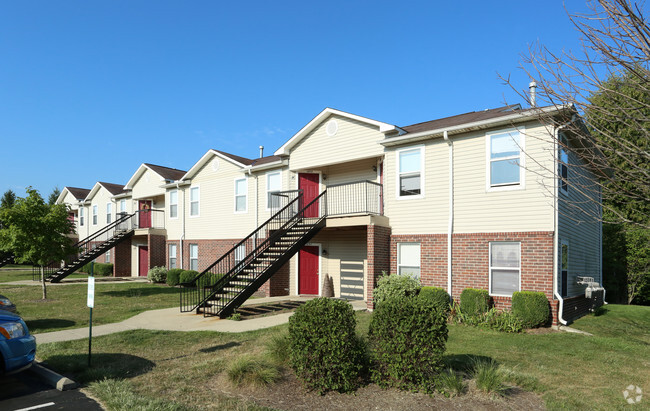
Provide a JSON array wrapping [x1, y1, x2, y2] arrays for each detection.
[[164, 187, 184, 240], [289, 114, 386, 171], [254, 166, 290, 225], [323, 158, 379, 186], [558, 148, 602, 297], [87, 187, 115, 236], [289, 228, 367, 299], [131, 169, 166, 200], [60, 191, 83, 235]]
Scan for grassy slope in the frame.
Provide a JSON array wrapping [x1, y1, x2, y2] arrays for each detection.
[[37, 304, 650, 410], [1, 282, 179, 333]]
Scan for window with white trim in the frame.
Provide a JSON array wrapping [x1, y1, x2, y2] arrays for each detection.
[[169, 244, 177, 269], [234, 244, 246, 268], [92, 205, 98, 225], [266, 171, 282, 210], [169, 190, 178, 218], [489, 242, 521, 296], [119, 199, 127, 215], [235, 178, 247, 213], [559, 133, 569, 194], [79, 207, 85, 226], [397, 243, 421, 278], [106, 202, 112, 224], [488, 130, 523, 188], [189, 187, 199, 217], [105, 249, 111, 263], [189, 244, 198, 271], [397, 147, 423, 197]]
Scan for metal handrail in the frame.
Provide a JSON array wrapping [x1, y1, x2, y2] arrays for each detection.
[[326, 180, 383, 216]]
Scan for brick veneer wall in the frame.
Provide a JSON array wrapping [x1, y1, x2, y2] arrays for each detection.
[[148, 234, 166, 272], [257, 261, 290, 297], [389, 231, 561, 324], [169, 238, 245, 271], [113, 238, 131, 277], [366, 225, 391, 310]]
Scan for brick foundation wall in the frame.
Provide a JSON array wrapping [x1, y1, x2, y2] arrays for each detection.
[[113, 239, 131, 277], [366, 225, 391, 310], [176, 238, 245, 271], [148, 234, 166, 271], [257, 261, 290, 297]]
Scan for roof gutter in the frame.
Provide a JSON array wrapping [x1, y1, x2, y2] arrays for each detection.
[[244, 159, 287, 173], [380, 105, 571, 147]]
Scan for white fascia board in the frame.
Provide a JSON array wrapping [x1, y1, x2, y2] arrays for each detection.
[[246, 159, 287, 173], [55, 188, 70, 205], [381, 105, 570, 147], [160, 181, 190, 189], [274, 108, 399, 156], [124, 164, 149, 190], [85, 182, 103, 202], [181, 149, 248, 181]]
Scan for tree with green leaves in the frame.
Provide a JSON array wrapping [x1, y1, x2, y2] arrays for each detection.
[[1, 189, 16, 210], [48, 186, 61, 206], [0, 187, 75, 299]]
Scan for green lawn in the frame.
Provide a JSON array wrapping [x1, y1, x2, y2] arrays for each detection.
[[1, 282, 179, 333], [36, 303, 650, 410], [0, 268, 88, 283]]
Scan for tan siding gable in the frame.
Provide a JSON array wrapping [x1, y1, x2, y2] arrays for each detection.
[[131, 169, 166, 200], [289, 114, 385, 170]]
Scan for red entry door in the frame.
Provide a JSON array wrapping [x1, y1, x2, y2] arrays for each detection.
[[138, 246, 149, 277], [139, 200, 152, 228], [298, 173, 319, 218], [299, 245, 319, 295]]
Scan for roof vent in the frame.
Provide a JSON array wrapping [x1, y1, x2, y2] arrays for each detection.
[[259, 146, 264, 158], [529, 81, 537, 107], [212, 158, 220, 172], [326, 119, 338, 136]]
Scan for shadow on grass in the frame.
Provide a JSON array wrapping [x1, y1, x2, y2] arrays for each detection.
[[443, 353, 494, 372], [593, 306, 609, 316], [99, 286, 178, 298], [43, 353, 155, 384], [199, 341, 241, 353], [27, 319, 76, 332]]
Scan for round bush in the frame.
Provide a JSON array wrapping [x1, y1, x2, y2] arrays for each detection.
[[368, 295, 448, 393], [166, 268, 183, 287], [195, 273, 223, 288], [511, 291, 550, 328], [418, 286, 451, 315], [179, 270, 199, 285], [373, 274, 421, 307], [288, 298, 366, 394], [460, 288, 490, 317], [147, 266, 167, 283]]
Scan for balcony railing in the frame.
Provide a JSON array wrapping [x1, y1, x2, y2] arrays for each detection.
[[326, 180, 383, 216]]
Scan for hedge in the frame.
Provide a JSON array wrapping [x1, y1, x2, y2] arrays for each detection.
[[82, 262, 113, 276], [166, 268, 183, 286], [372, 274, 421, 307], [460, 288, 490, 317], [511, 291, 550, 328], [147, 266, 167, 283], [418, 286, 450, 315], [288, 298, 366, 393], [179, 270, 199, 285], [368, 295, 448, 393]]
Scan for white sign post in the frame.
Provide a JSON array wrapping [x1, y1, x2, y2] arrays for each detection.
[[88, 264, 95, 367]]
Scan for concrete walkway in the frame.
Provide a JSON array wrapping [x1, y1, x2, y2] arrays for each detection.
[[33, 296, 367, 344]]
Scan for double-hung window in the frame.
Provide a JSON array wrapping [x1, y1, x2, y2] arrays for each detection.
[[169, 190, 178, 218], [488, 130, 523, 189], [106, 203, 112, 224], [189, 187, 199, 217], [489, 242, 521, 296], [234, 244, 246, 272], [119, 199, 127, 216], [92, 205, 98, 225], [397, 243, 421, 278], [235, 178, 247, 213], [189, 244, 198, 271], [559, 133, 569, 194], [105, 249, 111, 263], [266, 171, 282, 210], [169, 244, 177, 269], [397, 147, 423, 198], [79, 207, 85, 226]]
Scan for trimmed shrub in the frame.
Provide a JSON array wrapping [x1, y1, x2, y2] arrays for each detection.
[[147, 266, 167, 283], [372, 274, 421, 307], [460, 288, 490, 317], [166, 268, 183, 287], [418, 286, 450, 315], [511, 291, 550, 328], [179, 270, 199, 285], [368, 295, 448, 393], [288, 298, 365, 394], [195, 273, 223, 288], [92, 262, 113, 276]]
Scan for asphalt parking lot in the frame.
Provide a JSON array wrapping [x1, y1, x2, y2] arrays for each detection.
[[0, 368, 102, 411]]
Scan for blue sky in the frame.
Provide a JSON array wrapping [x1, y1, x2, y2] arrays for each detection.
[[0, 1, 591, 197]]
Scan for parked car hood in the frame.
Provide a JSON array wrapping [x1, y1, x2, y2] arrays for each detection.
[[0, 310, 21, 322]]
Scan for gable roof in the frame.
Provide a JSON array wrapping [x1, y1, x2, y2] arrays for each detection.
[[181, 149, 284, 180], [56, 186, 90, 204], [124, 163, 188, 189], [274, 108, 403, 156], [400, 105, 523, 134], [86, 181, 127, 201]]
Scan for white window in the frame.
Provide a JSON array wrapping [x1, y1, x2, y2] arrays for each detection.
[[189, 187, 199, 217], [397, 243, 421, 278], [169, 190, 178, 219], [397, 147, 424, 198], [79, 207, 85, 226], [234, 244, 246, 267], [561, 240, 569, 297], [489, 242, 521, 296], [169, 244, 177, 269], [189, 244, 198, 271], [105, 249, 111, 263], [106, 203, 112, 224], [266, 171, 282, 210], [92, 205, 98, 225], [120, 199, 126, 214], [487, 130, 524, 189], [234, 178, 247, 213], [559, 133, 569, 195]]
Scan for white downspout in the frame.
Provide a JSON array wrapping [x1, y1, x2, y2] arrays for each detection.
[[444, 130, 453, 299], [178, 182, 185, 270]]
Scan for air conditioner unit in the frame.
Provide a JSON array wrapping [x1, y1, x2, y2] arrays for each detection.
[[577, 276, 605, 310]]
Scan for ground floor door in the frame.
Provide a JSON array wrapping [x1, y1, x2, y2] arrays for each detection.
[[299, 245, 319, 295], [138, 246, 149, 276]]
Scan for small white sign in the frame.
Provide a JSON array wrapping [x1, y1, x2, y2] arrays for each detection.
[[87, 276, 95, 308]]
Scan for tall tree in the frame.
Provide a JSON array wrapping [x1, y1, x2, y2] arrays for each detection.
[[0, 188, 75, 298], [1, 189, 16, 210], [48, 186, 61, 206]]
